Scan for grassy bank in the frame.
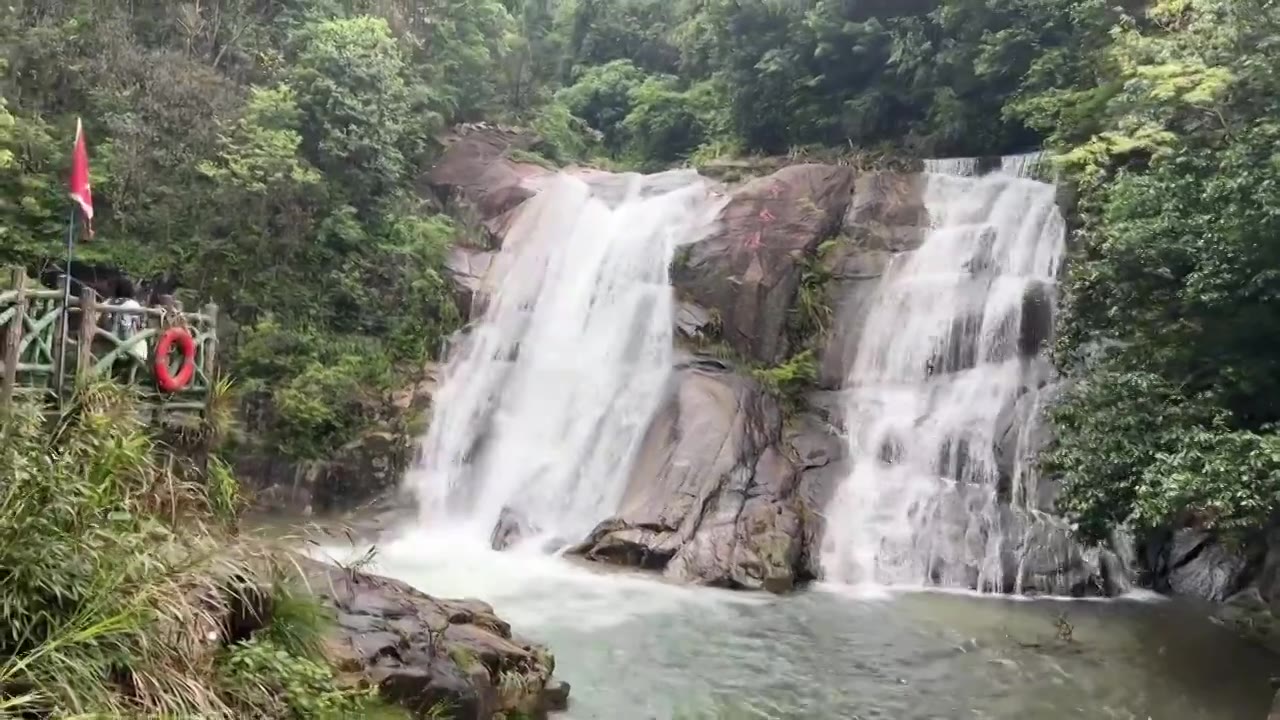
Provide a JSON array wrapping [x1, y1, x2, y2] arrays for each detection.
[[0, 383, 404, 718]]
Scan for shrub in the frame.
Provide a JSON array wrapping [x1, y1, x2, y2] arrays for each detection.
[[0, 382, 392, 717], [750, 350, 818, 413], [1043, 369, 1280, 542]]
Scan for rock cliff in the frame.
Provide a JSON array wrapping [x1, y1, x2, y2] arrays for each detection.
[[570, 357, 810, 592], [421, 128, 1106, 597]]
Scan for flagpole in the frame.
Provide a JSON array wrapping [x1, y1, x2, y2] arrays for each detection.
[[54, 209, 76, 405]]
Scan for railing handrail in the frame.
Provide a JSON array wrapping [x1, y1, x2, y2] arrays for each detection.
[[0, 266, 219, 416]]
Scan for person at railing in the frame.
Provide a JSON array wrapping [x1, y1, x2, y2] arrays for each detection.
[[105, 277, 148, 365]]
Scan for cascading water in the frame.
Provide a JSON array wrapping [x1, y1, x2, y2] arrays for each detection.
[[820, 155, 1066, 591], [409, 170, 724, 547]]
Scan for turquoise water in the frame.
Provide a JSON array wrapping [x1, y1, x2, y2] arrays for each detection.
[[312, 527, 1278, 720]]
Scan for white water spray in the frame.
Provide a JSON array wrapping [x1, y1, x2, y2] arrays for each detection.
[[820, 156, 1066, 591], [409, 171, 724, 546]]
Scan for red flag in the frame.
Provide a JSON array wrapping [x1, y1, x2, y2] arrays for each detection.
[[69, 117, 94, 238]]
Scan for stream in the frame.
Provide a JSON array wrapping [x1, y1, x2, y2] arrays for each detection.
[[297, 160, 1277, 719], [308, 526, 1276, 720]]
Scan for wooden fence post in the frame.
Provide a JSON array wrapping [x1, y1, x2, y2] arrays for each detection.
[[1, 268, 27, 411], [53, 276, 70, 406], [202, 304, 219, 378], [200, 302, 218, 412], [77, 287, 97, 381]]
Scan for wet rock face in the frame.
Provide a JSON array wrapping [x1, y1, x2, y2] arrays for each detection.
[[1211, 526, 1280, 654], [236, 431, 413, 516], [671, 164, 857, 365], [426, 128, 552, 319], [786, 400, 847, 581], [423, 128, 551, 247], [817, 172, 927, 389], [1148, 529, 1251, 602], [413, 147, 1124, 601], [446, 247, 496, 321], [300, 558, 567, 719], [996, 508, 1108, 596], [571, 364, 816, 592]]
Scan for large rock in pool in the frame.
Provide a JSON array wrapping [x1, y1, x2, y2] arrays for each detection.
[[672, 164, 857, 365], [298, 558, 569, 719], [1149, 528, 1251, 602], [570, 361, 815, 592]]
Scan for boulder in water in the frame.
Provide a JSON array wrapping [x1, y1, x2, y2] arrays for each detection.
[[299, 557, 566, 719], [571, 366, 813, 592], [1157, 528, 1250, 602], [490, 507, 539, 551]]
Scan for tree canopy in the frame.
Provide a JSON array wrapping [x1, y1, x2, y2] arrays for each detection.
[[6, 0, 1280, 545]]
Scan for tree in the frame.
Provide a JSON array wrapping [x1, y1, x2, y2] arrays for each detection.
[[1039, 0, 1280, 540], [287, 16, 427, 209]]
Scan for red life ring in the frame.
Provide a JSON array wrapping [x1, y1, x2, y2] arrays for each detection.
[[154, 326, 197, 393]]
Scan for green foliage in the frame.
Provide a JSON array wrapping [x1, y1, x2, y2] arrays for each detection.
[[274, 354, 392, 459], [789, 241, 837, 346], [1040, 0, 1280, 542], [622, 78, 714, 166], [260, 584, 333, 661], [208, 455, 246, 523], [288, 16, 430, 207], [523, 100, 601, 163], [566, 0, 682, 75], [1045, 371, 1213, 542], [197, 86, 322, 193], [0, 383, 404, 717], [220, 636, 380, 718], [0, 0, 480, 466], [1138, 428, 1280, 537], [0, 99, 63, 265], [750, 350, 818, 412], [0, 385, 238, 714], [662, 0, 1093, 156], [557, 59, 651, 153], [235, 320, 407, 460], [534, 0, 1124, 164]]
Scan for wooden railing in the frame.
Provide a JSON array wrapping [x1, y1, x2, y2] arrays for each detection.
[[0, 267, 218, 416]]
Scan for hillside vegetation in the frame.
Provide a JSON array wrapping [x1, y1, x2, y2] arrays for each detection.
[[3, 0, 1280, 546], [0, 383, 406, 717]]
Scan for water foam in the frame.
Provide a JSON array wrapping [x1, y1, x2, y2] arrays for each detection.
[[820, 157, 1067, 591], [408, 170, 725, 547]]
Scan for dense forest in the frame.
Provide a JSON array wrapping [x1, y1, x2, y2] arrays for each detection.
[[2, 0, 1279, 546]]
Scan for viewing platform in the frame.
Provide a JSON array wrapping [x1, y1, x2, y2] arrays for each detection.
[[0, 266, 218, 417]]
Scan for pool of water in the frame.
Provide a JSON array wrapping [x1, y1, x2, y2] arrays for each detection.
[[301, 525, 1276, 720]]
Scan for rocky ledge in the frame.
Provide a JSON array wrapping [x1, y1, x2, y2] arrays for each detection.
[[298, 558, 569, 719]]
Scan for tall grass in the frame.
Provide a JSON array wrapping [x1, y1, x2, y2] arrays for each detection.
[[0, 382, 389, 718]]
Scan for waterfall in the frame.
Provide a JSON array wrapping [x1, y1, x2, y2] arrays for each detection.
[[820, 156, 1067, 591], [409, 170, 724, 546]]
